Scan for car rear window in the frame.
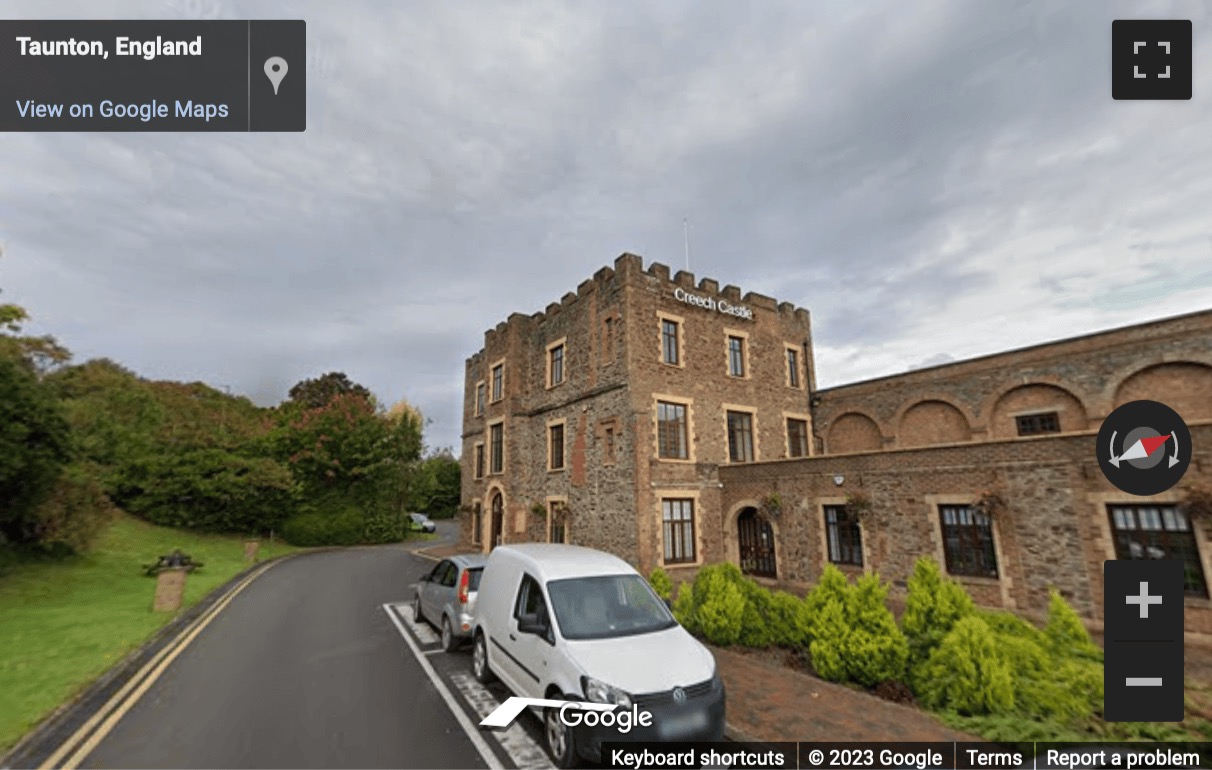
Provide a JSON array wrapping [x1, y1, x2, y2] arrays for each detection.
[[467, 567, 483, 591]]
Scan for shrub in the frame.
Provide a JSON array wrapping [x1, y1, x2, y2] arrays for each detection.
[[28, 463, 117, 555], [902, 557, 974, 669], [737, 577, 781, 648], [844, 573, 909, 686], [648, 567, 673, 601], [915, 616, 1015, 715], [281, 507, 365, 546], [802, 563, 850, 641], [1044, 589, 1101, 661], [808, 595, 849, 681], [696, 580, 745, 646], [672, 581, 697, 632], [362, 509, 407, 544], [769, 590, 810, 648]]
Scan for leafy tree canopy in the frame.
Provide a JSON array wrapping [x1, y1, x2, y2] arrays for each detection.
[[287, 371, 372, 410]]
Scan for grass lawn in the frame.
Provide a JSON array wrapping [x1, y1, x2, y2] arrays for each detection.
[[0, 513, 303, 754]]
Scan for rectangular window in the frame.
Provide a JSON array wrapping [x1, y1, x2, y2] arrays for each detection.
[[824, 505, 863, 566], [662, 499, 696, 564], [489, 423, 504, 474], [604, 425, 616, 464], [939, 504, 998, 578], [1109, 504, 1207, 597], [549, 423, 565, 470], [661, 319, 680, 365], [1016, 412, 1060, 436], [549, 503, 567, 544], [787, 348, 800, 388], [728, 336, 745, 377], [471, 503, 482, 545], [787, 418, 809, 458], [475, 382, 485, 416], [549, 343, 565, 387], [474, 443, 485, 479], [657, 401, 688, 459], [727, 410, 754, 463], [491, 364, 503, 402]]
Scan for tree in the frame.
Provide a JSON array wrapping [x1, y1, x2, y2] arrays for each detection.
[[0, 249, 71, 376], [287, 371, 372, 410], [0, 353, 74, 544]]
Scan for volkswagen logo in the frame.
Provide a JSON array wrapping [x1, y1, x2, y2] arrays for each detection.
[[671, 687, 686, 705]]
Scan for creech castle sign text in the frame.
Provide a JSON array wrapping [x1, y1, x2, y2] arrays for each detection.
[[672, 287, 754, 320]]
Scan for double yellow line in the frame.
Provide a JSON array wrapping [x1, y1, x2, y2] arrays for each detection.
[[38, 558, 287, 770]]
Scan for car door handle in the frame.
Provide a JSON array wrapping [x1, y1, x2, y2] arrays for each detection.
[[509, 634, 516, 641]]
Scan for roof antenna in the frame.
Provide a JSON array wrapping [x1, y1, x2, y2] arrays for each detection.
[[683, 218, 691, 271]]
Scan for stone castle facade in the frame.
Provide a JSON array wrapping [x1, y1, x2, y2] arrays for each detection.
[[459, 252, 1212, 638]]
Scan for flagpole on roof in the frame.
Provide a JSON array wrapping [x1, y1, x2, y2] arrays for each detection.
[[683, 218, 690, 271]]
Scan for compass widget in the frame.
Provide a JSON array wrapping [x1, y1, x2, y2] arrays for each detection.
[[1097, 400, 1191, 496]]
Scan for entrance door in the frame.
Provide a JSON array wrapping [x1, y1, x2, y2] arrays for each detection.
[[737, 508, 776, 578], [490, 492, 504, 549]]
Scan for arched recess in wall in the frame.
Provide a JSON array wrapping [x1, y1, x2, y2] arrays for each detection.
[[1114, 362, 1212, 422], [988, 383, 1089, 438], [826, 411, 883, 453], [897, 399, 970, 447]]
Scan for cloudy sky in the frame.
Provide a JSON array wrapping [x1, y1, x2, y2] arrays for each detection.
[[3, 0, 1211, 453]]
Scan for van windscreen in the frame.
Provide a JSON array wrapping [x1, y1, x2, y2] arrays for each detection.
[[546, 574, 676, 640]]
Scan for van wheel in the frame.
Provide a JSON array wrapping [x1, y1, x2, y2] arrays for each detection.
[[472, 633, 494, 684], [544, 702, 580, 768], [412, 594, 423, 624], [441, 616, 458, 652]]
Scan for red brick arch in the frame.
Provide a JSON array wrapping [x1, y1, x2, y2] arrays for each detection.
[[984, 382, 1090, 437], [894, 396, 973, 447], [1112, 361, 1212, 422], [825, 411, 884, 453]]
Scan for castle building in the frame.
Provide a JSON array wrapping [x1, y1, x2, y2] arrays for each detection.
[[459, 253, 1212, 638]]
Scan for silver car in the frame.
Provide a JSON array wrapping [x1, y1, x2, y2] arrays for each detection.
[[413, 554, 486, 652]]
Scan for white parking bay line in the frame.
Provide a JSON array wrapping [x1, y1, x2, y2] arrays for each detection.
[[382, 604, 500, 770], [449, 671, 554, 770], [390, 601, 441, 646]]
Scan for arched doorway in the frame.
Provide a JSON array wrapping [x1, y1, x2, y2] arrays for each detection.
[[490, 492, 504, 549], [737, 508, 776, 578]]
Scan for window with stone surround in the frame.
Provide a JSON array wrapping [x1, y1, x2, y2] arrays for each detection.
[[657, 401, 688, 459], [547, 340, 566, 388], [661, 319, 680, 365], [939, 504, 998, 578], [786, 347, 801, 388], [548, 422, 566, 471], [1015, 411, 1060, 436], [471, 502, 482, 545], [824, 505, 863, 566], [728, 335, 745, 377], [489, 422, 504, 474], [474, 381, 485, 416], [662, 498, 696, 564], [727, 410, 754, 463], [473, 442, 485, 479], [787, 418, 809, 458], [603, 316, 615, 366], [603, 423, 616, 465], [549, 501, 568, 544], [1109, 504, 1207, 597], [491, 363, 504, 402]]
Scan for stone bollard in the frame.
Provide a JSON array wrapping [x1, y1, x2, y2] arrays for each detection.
[[152, 567, 188, 612], [243, 539, 260, 563]]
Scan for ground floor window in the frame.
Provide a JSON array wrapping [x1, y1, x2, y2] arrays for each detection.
[[939, 504, 998, 578], [1109, 504, 1207, 597], [549, 502, 568, 544], [824, 505, 863, 566], [662, 499, 696, 564]]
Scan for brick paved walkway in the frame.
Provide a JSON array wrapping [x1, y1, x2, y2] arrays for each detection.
[[712, 646, 978, 743]]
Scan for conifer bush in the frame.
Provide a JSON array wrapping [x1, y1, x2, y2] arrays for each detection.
[[696, 579, 745, 646], [915, 615, 1015, 715], [647, 566, 673, 601], [902, 557, 974, 687]]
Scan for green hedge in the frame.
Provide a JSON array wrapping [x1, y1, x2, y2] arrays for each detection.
[[280, 507, 365, 547]]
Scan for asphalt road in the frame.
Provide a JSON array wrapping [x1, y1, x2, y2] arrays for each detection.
[[74, 520, 555, 769]]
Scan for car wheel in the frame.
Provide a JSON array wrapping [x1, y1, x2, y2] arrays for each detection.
[[472, 633, 494, 684], [545, 701, 580, 768], [412, 593, 423, 624], [441, 616, 459, 652]]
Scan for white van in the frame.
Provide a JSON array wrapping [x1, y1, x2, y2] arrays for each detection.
[[470, 544, 725, 767]]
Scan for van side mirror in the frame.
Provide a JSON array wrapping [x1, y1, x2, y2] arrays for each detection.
[[517, 613, 548, 636], [662, 597, 673, 610], [419, 571, 431, 582]]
